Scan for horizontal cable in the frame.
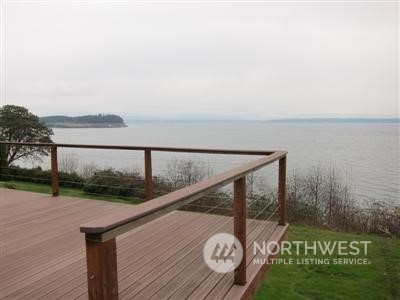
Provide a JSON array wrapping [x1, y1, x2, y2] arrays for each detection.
[[183, 203, 231, 211], [64, 153, 252, 166], [0, 174, 52, 182], [252, 202, 275, 219], [73, 191, 143, 202]]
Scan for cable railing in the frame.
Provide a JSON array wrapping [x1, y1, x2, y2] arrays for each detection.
[[0, 142, 277, 199], [0, 141, 287, 300]]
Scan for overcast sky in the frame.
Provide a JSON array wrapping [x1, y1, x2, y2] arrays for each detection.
[[0, 1, 398, 119]]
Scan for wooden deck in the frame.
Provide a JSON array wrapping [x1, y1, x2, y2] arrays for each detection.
[[0, 188, 288, 299]]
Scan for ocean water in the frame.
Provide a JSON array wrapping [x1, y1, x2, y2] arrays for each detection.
[[46, 122, 399, 204]]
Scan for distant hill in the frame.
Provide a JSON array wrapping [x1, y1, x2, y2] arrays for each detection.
[[40, 114, 127, 128]]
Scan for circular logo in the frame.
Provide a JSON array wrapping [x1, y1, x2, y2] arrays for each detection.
[[203, 233, 243, 273]]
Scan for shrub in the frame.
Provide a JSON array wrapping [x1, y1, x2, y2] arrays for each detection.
[[83, 168, 145, 198], [58, 171, 85, 189], [0, 165, 84, 189]]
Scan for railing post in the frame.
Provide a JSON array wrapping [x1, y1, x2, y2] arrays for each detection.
[[278, 156, 287, 225], [50, 146, 59, 197], [144, 149, 153, 201], [85, 236, 119, 300], [234, 176, 246, 285]]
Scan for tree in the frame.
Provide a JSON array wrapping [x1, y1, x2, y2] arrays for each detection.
[[165, 158, 209, 189], [0, 105, 53, 167]]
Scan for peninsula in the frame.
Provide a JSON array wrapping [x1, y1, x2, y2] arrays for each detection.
[[40, 114, 127, 128]]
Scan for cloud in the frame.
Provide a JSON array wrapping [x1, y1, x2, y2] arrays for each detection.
[[2, 2, 398, 118]]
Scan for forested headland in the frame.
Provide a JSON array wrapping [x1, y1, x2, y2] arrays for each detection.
[[40, 114, 127, 128]]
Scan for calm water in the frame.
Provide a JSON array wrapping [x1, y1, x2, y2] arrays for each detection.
[[47, 122, 399, 204]]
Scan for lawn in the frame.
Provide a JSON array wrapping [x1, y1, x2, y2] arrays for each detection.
[[256, 225, 400, 300], [0, 180, 142, 204]]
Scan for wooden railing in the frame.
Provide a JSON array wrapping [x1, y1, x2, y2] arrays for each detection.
[[0, 141, 287, 299], [0, 141, 278, 201]]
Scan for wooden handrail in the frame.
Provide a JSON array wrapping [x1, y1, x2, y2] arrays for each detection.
[[0, 141, 276, 156], [80, 151, 287, 241]]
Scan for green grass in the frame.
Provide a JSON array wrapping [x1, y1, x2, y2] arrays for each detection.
[[0, 180, 143, 205], [256, 225, 400, 300]]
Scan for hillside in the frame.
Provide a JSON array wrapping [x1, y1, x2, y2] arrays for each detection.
[[40, 114, 127, 128]]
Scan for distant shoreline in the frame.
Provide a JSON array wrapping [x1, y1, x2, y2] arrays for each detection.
[[120, 118, 399, 124], [265, 118, 400, 123], [44, 118, 399, 126]]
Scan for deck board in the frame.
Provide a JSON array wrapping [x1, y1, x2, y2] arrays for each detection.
[[0, 188, 288, 299]]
